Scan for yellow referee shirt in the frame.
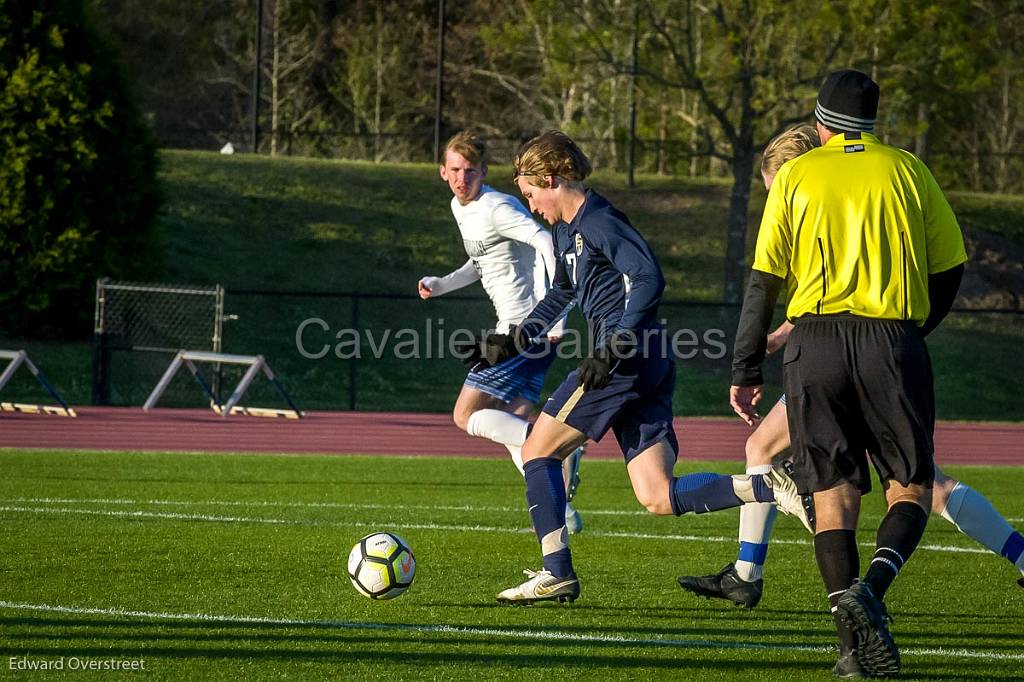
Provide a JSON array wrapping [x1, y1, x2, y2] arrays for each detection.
[[753, 132, 967, 323]]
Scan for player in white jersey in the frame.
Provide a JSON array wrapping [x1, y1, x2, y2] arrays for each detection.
[[418, 131, 584, 532]]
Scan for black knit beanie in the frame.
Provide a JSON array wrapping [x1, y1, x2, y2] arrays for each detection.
[[814, 69, 879, 133]]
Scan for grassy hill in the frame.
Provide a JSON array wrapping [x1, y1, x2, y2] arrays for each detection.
[[2, 151, 1021, 420], [156, 152, 742, 300]]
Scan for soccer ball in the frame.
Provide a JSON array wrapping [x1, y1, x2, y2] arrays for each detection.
[[347, 532, 416, 600]]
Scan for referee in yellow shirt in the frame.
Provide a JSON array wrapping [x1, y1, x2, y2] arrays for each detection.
[[731, 70, 967, 678]]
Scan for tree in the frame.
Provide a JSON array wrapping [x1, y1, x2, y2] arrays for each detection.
[[330, 0, 436, 161], [0, 0, 161, 337], [266, 0, 325, 155], [943, 0, 1024, 193], [579, 0, 857, 302], [87, 0, 251, 147]]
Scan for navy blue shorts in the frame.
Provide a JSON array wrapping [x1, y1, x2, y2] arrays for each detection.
[[541, 355, 678, 463], [464, 340, 558, 404]]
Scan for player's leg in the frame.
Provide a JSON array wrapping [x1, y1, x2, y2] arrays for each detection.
[[736, 398, 789, 580], [933, 465, 1024, 587], [496, 412, 586, 604], [456, 385, 530, 468], [677, 398, 792, 607], [462, 388, 583, 534], [812, 482, 863, 677], [465, 344, 585, 533], [668, 462, 811, 532], [497, 360, 640, 604], [624, 438, 677, 515], [858, 479, 932, 603], [782, 317, 879, 678], [836, 319, 936, 678]]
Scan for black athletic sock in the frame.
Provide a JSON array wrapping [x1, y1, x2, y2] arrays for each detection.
[[815, 529, 859, 654], [864, 501, 928, 601]]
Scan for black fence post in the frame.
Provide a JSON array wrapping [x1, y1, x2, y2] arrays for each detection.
[[91, 333, 110, 406], [349, 294, 359, 411]]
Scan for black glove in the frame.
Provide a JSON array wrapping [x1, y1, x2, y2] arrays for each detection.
[[577, 347, 612, 391], [483, 324, 528, 366], [453, 337, 487, 371], [577, 332, 636, 391]]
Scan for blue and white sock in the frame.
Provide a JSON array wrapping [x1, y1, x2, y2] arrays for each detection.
[[523, 457, 573, 578], [735, 464, 777, 582], [941, 482, 1024, 575]]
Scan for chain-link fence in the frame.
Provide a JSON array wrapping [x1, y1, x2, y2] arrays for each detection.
[[3, 286, 1018, 418], [80, 286, 1020, 420], [92, 279, 224, 406]]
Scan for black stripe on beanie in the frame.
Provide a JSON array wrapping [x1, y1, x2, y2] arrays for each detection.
[[815, 69, 879, 133]]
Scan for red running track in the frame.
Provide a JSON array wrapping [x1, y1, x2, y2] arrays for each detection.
[[0, 407, 1021, 465]]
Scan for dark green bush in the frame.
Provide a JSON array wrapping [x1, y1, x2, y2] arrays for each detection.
[[0, 0, 161, 338]]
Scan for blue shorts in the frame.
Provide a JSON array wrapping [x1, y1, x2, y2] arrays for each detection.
[[464, 341, 558, 404], [542, 355, 678, 463]]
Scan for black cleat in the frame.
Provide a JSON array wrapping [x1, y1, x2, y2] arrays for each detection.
[[676, 562, 763, 608], [1017, 576, 1024, 589], [837, 582, 900, 677], [832, 650, 868, 679]]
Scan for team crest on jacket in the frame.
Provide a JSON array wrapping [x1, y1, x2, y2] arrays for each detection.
[[575, 233, 584, 256]]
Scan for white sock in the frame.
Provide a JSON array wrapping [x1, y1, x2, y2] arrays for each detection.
[[734, 464, 777, 582], [466, 409, 529, 475], [507, 446, 525, 475], [941, 482, 1024, 572]]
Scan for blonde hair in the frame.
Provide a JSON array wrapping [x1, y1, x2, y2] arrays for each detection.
[[761, 124, 820, 178], [444, 130, 488, 166], [512, 131, 592, 188]]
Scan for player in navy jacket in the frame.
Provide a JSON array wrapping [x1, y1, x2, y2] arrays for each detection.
[[484, 131, 679, 604]]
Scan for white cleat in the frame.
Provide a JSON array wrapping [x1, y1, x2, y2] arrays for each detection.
[[496, 569, 580, 605], [563, 445, 585, 502], [565, 503, 583, 535], [768, 463, 815, 534]]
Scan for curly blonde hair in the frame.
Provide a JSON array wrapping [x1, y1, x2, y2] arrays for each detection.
[[761, 124, 820, 178], [512, 131, 592, 188]]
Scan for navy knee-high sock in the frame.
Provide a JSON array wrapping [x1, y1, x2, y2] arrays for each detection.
[[670, 472, 774, 515], [524, 457, 573, 578]]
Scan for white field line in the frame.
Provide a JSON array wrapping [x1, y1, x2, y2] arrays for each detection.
[[6, 496, 648, 516], [8, 496, 1022, 525], [0, 601, 1021, 663], [0, 502, 998, 555]]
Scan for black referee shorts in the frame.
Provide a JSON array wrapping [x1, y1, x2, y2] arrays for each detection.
[[783, 314, 935, 495]]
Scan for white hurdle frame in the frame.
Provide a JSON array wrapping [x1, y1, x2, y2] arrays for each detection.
[[0, 350, 76, 417], [143, 350, 302, 418]]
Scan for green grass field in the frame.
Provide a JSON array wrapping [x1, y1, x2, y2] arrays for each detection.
[[2, 449, 1021, 680]]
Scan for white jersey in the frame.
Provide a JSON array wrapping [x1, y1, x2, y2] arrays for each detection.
[[421, 185, 563, 335]]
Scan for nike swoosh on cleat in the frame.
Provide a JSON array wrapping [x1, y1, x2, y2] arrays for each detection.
[[528, 505, 539, 512], [535, 580, 575, 596]]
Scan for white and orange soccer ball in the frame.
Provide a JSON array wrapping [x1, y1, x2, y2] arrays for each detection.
[[347, 532, 416, 599]]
